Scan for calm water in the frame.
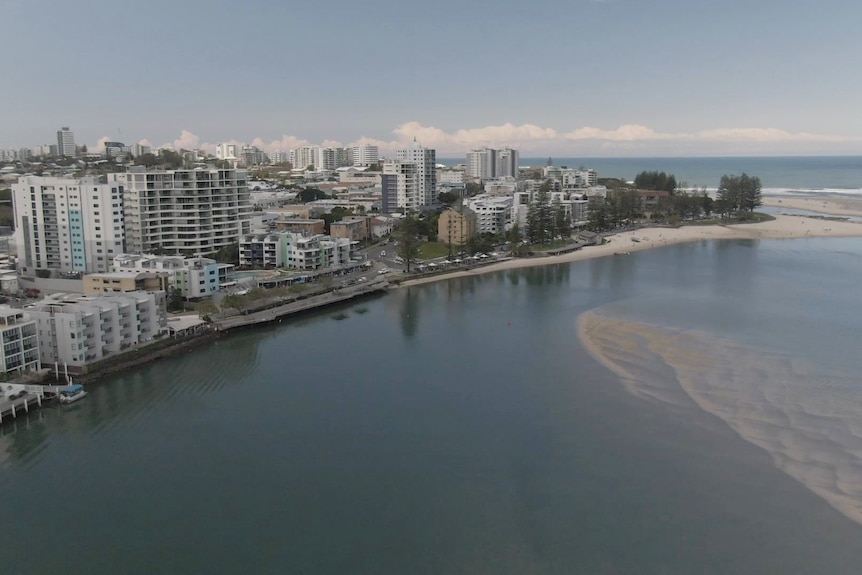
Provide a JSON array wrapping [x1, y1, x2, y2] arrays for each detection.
[[441, 155, 862, 193], [2, 239, 862, 574]]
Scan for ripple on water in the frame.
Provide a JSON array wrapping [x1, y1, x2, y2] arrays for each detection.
[[578, 309, 862, 526]]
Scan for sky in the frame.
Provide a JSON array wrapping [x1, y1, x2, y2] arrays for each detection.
[[3, 0, 862, 157]]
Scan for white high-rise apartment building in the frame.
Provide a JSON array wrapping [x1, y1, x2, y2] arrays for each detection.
[[269, 149, 288, 164], [467, 147, 519, 180], [381, 160, 418, 212], [216, 143, 239, 160], [12, 176, 126, 275], [321, 147, 348, 170], [350, 144, 379, 167], [110, 167, 252, 256], [496, 148, 519, 179], [396, 140, 436, 207], [56, 126, 76, 157], [467, 148, 497, 180], [292, 146, 322, 170]]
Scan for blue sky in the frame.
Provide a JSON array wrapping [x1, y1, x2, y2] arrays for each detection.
[[3, 0, 862, 156]]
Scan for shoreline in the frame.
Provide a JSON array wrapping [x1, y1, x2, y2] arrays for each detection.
[[398, 211, 862, 288]]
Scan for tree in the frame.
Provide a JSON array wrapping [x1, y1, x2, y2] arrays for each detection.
[[437, 191, 458, 205], [553, 197, 571, 240], [159, 149, 183, 169], [465, 182, 483, 196], [136, 153, 159, 167], [395, 214, 422, 272], [167, 287, 184, 312], [717, 173, 762, 213], [213, 244, 239, 264], [634, 170, 678, 193], [297, 187, 328, 203]]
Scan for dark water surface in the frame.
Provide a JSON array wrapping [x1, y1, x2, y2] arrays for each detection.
[[2, 239, 862, 574]]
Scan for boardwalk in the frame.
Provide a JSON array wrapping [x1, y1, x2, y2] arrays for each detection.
[[214, 279, 389, 332]]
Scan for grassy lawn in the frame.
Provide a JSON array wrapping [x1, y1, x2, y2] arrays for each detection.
[[417, 241, 451, 259], [532, 239, 576, 251]]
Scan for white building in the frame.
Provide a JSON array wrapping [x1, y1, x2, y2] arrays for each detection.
[[381, 160, 418, 213], [130, 143, 152, 158], [561, 168, 598, 190], [437, 166, 465, 185], [321, 147, 348, 170], [112, 253, 230, 299], [12, 176, 126, 275], [466, 147, 519, 180], [511, 190, 589, 231], [0, 308, 40, 375], [396, 140, 436, 207], [216, 143, 239, 161], [465, 195, 514, 235], [56, 126, 76, 157], [27, 291, 166, 369], [269, 149, 288, 164], [110, 167, 252, 256], [240, 232, 355, 270], [292, 146, 323, 171], [349, 144, 379, 167]]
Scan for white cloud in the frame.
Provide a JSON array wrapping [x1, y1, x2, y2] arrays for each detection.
[[159, 129, 201, 151], [142, 123, 860, 159], [695, 127, 852, 143], [393, 121, 557, 152]]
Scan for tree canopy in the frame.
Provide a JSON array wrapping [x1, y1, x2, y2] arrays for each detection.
[[395, 214, 423, 272], [716, 173, 762, 215], [634, 171, 677, 193]]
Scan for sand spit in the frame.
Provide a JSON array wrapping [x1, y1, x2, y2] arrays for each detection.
[[577, 310, 862, 527], [399, 214, 862, 289], [763, 196, 862, 218]]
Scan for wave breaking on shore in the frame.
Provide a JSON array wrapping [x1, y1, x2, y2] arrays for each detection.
[[578, 309, 862, 526]]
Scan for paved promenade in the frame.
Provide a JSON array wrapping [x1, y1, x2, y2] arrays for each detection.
[[214, 279, 389, 332]]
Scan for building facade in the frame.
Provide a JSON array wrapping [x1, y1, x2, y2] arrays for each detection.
[[13, 176, 126, 275], [396, 140, 436, 207], [465, 195, 513, 235], [28, 291, 166, 370], [381, 160, 418, 212], [112, 253, 229, 299], [0, 308, 40, 375], [349, 144, 379, 167], [240, 232, 355, 270], [56, 127, 76, 157], [110, 167, 252, 256], [438, 208, 478, 245]]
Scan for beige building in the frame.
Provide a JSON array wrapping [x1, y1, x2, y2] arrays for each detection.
[[273, 218, 325, 235], [330, 217, 369, 242], [438, 208, 478, 245], [83, 271, 170, 295]]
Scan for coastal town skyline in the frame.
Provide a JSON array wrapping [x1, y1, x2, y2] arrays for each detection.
[[4, 0, 862, 157]]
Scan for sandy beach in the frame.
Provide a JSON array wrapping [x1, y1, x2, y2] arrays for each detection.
[[762, 196, 862, 217], [399, 212, 862, 288]]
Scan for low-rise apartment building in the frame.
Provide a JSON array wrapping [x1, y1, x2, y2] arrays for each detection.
[[83, 271, 170, 295], [240, 232, 356, 270], [112, 254, 231, 299], [438, 208, 478, 245], [465, 195, 513, 235], [27, 291, 167, 371], [0, 308, 40, 375]]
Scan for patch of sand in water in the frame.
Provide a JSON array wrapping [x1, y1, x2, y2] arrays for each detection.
[[578, 310, 862, 526]]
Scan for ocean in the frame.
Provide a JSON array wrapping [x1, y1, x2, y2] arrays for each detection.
[[440, 155, 862, 196], [2, 239, 862, 573]]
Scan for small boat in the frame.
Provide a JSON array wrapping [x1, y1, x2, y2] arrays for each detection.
[[59, 384, 87, 404], [631, 237, 641, 243]]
